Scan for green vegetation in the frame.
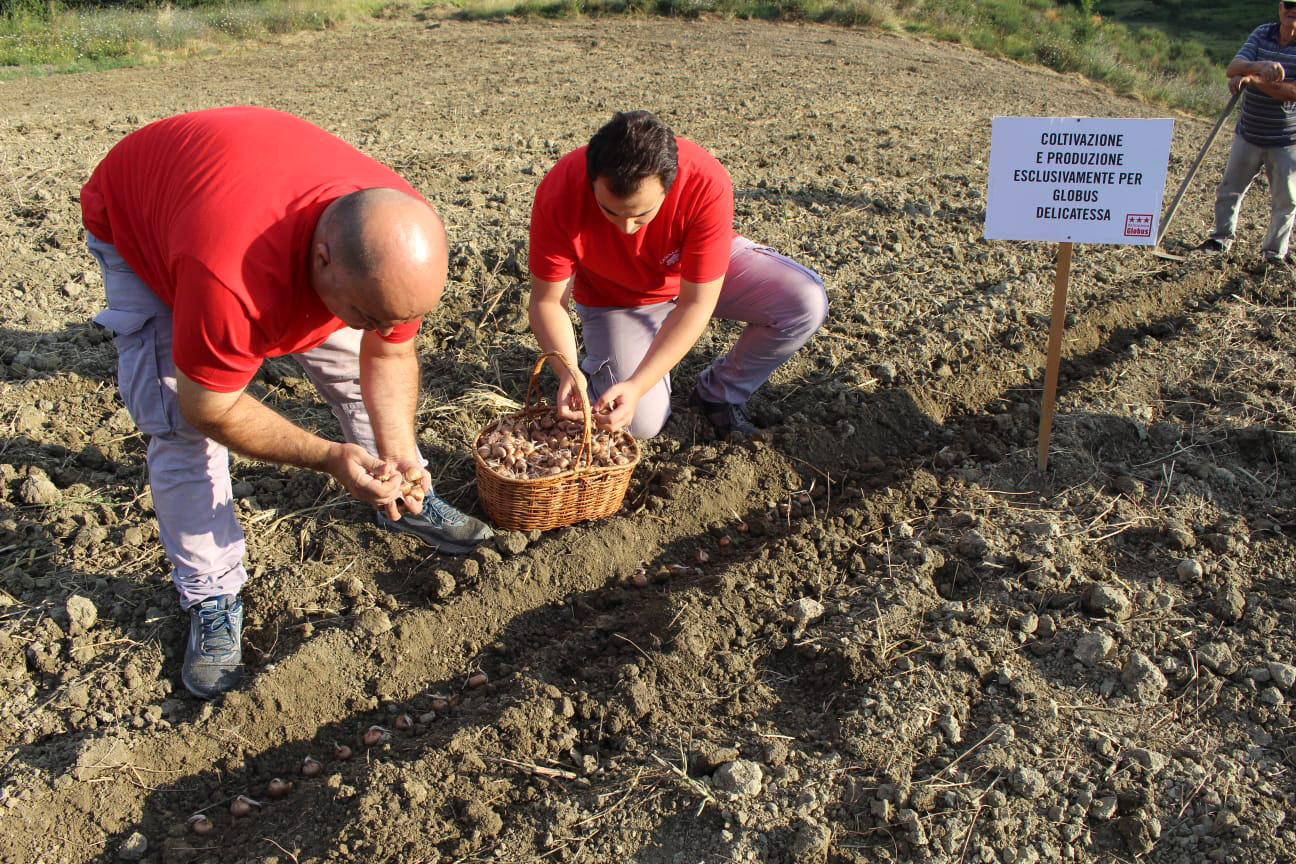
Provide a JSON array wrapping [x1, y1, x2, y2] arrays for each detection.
[[0, 0, 1274, 114], [0, 0, 373, 76], [1093, 0, 1266, 65]]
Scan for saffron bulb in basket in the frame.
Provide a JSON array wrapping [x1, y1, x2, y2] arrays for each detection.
[[472, 351, 641, 531], [476, 414, 636, 480]]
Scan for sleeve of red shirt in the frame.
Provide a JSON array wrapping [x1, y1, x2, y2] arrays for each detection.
[[678, 162, 734, 285], [379, 320, 421, 344], [528, 163, 579, 284]]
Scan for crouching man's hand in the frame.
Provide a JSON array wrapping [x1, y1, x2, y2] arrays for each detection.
[[326, 443, 417, 517], [594, 380, 645, 433], [372, 460, 430, 521]]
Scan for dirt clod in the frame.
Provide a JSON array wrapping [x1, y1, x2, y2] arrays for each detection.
[[1197, 642, 1237, 675], [115, 831, 147, 861], [1074, 631, 1116, 667], [493, 531, 528, 556], [714, 759, 763, 796], [19, 472, 59, 506], [1122, 651, 1169, 703], [64, 594, 97, 636], [461, 800, 502, 838], [354, 607, 392, 636], [1082, 582, 1132, 621], [1269, 662, 1296, 689], [790, 819, 833, 863]]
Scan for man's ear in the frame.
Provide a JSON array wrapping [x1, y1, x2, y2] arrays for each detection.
[[313, 240, 331, 271]]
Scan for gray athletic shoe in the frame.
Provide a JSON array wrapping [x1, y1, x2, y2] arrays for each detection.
[[374, 490, 493, 554], [689, 390, 759, 440], [182, 595, 243, 700], [1194, 237, 1232, 254], [1256, 252, 1294, 274]]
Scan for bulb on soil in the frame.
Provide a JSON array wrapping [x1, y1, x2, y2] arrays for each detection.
[[429, 695, 450, 712], [361, 725, 390, 748], [300, 756, 323, 778], [229, 795, 260, 818], [334, 743, 353, 761], [266, 778, 292, 799], [394, 713, 414, 731], [630, 568, 649, 588], [467, 671, 489, 689], [187, 814, 214, 835]]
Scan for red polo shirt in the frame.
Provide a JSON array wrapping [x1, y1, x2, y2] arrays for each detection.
[[81, 106, 422, 392], [528, 138, 736, 307]]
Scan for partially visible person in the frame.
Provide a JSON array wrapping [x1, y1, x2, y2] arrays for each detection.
[[1197, 1, 1296, 268], [82, 106, 493, 699], [527, 110, 827, 441]]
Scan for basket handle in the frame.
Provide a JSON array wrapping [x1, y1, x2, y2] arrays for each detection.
[[525, 351, 595, 471]]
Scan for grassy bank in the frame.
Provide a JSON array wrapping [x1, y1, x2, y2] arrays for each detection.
[[0, 0, 375, 76], [0, 0, 1269, 114], [1095, 0, 1265, 67]]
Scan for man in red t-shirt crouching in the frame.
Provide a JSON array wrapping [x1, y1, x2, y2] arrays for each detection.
[[528, 110, 827, 441], [81, 107, 492, 699]]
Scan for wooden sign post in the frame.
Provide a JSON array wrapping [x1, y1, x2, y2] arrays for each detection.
[[1038, 241, 1072, 470], [985, 117, 1174, 470]]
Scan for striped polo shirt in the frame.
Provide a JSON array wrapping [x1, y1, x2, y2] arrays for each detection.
[[1236, 23, 1296, 147]]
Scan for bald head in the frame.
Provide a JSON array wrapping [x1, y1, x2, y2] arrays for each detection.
[[311, 188, 448, 333]]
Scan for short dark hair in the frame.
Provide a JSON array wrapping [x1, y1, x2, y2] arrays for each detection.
[[328, 188, 389, 278], [585, 111, 678, 198]]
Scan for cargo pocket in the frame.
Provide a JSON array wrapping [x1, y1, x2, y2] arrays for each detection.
[[94, 308, 179, 438], [748, 243, 825, 286], [579, 356, 618, 406]]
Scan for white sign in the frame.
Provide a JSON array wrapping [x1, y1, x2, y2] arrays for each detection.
[[985, 116, 1174, 245]]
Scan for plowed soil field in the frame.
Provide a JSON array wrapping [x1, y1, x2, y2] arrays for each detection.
[[0, 15, 1293, 864]]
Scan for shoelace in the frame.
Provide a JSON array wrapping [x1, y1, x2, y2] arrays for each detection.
[[195, 603, 238, 654], [422, 493, 466, 526], [725, 404, 755, 429]]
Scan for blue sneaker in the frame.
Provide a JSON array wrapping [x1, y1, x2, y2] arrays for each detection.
[[182, 595, 244, 700], [374, 490, 493, 554]]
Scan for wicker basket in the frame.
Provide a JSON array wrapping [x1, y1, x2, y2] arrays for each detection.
[[474, 351, 641, 531]]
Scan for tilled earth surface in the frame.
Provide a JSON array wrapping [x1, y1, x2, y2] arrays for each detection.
[[0, 16, 1293, 864]]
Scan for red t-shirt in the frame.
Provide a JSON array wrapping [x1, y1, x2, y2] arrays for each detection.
[[528, 138, 736, 307], [81, 106, 422, 392]]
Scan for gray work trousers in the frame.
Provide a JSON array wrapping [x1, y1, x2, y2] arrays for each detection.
[[574, 235, 828, 439], [1210, 133, 1296, 258], [88, 233, 378, 609]]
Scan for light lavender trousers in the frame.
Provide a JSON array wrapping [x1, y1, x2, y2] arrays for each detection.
[[88, 234, 379, 609], [574, 235, 828, 439], [1210, 133, 1296, 258]]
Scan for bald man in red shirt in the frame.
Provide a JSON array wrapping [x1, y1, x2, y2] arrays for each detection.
[[82, 107, 492, 698], [529, 111, 827, 441]]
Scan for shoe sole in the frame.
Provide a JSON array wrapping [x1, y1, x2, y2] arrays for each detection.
[[400, 535, 489, 555]]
